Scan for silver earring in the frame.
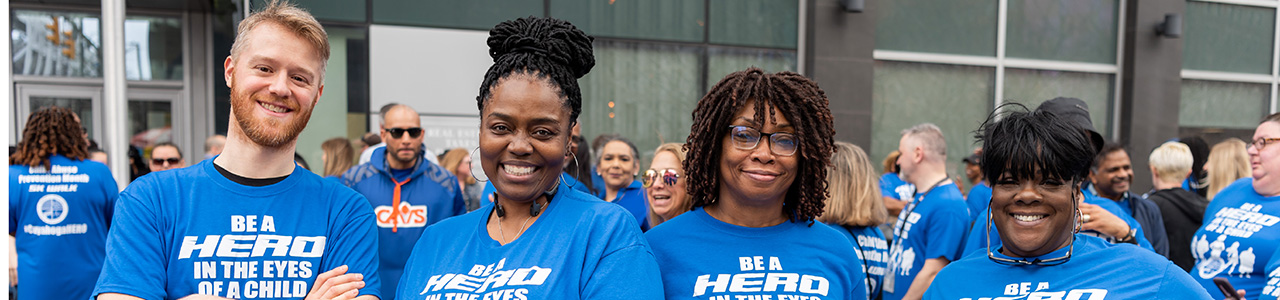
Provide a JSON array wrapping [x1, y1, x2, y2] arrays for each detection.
[[470, 147, 488, 182], [563, 151, 579, 189]]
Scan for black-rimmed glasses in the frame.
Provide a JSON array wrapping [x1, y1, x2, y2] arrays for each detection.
[[642, 169, 680, 188], [385, 127, 423, 139], [727, 125, 798, 156]]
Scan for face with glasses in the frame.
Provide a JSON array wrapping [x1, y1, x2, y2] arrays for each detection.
[[990, 170, 1078, 258], [149, 145, 186, 172], [718, 103, 798, 207], [381, 107, 424, 169], [645, 150, 688, 220], [1249, 121, 1280, 196]]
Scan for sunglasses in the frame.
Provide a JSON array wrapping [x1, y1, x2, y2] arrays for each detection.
[[151, 157, 182, 165], [385, 127, 423, 139], [642, 169, 681, 188]]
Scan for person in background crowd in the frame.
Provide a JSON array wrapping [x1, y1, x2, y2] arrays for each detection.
[[439, 147, 484, 211], [203, 134, 226, 160], [820, 141, 891, 300], [1206, 138, 1250, 201], [589, 133, 619, 194], [1181, 135, 1211, 198], [127, 145, 149, 181], [394, 17, 662, 299], [1192, 113, 1280, 299], [925, 104, 1210, 300], [10, 106, 119, 300], [147, 142, 186, 172], [648, 67, 866, 300], [359, 103, 438, 166], [1087, 143, 1169, 257], [596, 135, 649, 231], [568, 126, 596, 195], [320, 137, 355, 178], [89, 149, 109, 166], [344, 104, 465, 299], [360, 132, 380, 153], [1146, 142, 1207, 272], [293, 152, 310, 170], [644, 143, 692, 228], [881, 150, 913, 216], [93, 2, 381, 298], [964, 150, 992, 223], [884, 123, 969, 300]]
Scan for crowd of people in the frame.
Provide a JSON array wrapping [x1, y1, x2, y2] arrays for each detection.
[[8, 2, 1280, 300]]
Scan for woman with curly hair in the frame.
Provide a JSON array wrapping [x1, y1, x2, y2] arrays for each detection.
[[394, 17, 661, 299], [10, 106, 119, 300], [646, 68, 867, 299]]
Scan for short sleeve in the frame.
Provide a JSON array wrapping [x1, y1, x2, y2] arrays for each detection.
[[924, 204, 970, 261], [319, 192, 383, 299], [1158, 262, 1214, 299], [92, 187, 168, 300], [581, 244, 664, 299], [880, 175, 900, 200]]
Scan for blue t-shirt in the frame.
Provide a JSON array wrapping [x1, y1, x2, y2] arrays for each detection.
[[1192, 178, 1280, 299], [964, 182, 992, 223], [829, 223, 889, 300], [599, 180, 649, 231], [395, 181, 662, 300], [92, 160, 382, 300], [884, 182, 969, 300], [647, 208, 868, 300], [925, 234, 1212, 300], [961, 191, 1155, 258], [9, 155, 118, 300], [879, 173, 913, 200]]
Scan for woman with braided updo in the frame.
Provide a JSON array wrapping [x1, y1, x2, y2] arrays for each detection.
[[394, 17, 662, 300], [646, 68, 868, 299]]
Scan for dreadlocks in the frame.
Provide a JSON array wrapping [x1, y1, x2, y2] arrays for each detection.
[[476, 17, 595, 125], [683, 67, 835, 223], [11, 106, 89, 169]]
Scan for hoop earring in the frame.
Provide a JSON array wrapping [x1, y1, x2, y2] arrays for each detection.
[[563, 151, 579, 189], [470, 147, 488, 183]]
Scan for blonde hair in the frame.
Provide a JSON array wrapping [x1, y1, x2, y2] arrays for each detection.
[[440, 148, 475, 185], [882, 150, 901, 174], [647, 143, 692, 226], [230, 0, 329, 82], [1207, 138, 1250, 201], [1149, 142, 1193, 184], [818, 142, 889, 227], [320, 137, 354, 177]]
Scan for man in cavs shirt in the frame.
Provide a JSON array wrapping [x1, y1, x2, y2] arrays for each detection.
[[343, 104, 466, 299]]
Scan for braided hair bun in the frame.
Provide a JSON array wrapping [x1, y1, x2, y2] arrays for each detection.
[[478, 17, 595, 123]]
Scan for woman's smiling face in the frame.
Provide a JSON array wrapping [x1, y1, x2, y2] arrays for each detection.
[[480, 75, 571, 203]]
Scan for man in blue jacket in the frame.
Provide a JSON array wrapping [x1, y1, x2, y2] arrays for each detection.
[[343, 104, 466, 299], [1087, 143, 1170, 257]]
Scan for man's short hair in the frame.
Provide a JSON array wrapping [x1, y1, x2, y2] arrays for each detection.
[[378, 102, 401, 125], [230, 0, 329, 81], [1264, 112, 1280, 124], [204, 135, 226, 152], [361, 132, 381, 146], [901, 123, 946, 158], [1150, 142, 1193, 183], [1092, 142, 1126, 170]]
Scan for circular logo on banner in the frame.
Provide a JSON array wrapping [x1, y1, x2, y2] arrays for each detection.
[[36, 194, 68, 225]]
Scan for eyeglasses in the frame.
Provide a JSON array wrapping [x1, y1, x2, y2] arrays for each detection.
[[642, 169, 681, 188], [1251, 137, 1280, 150], [150, 157, 182, 165], [385, 127, 423, 139], [727, 125, 798, 156]]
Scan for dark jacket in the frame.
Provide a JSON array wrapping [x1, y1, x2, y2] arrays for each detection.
[[1148, 187, 1209, 271], [1088, 183, 1170, 257]]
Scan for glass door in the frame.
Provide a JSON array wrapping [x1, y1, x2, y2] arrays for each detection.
[[15, 84, 103, 143]]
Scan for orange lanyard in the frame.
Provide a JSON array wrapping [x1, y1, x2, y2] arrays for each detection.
[[390, 176, 412, 232]]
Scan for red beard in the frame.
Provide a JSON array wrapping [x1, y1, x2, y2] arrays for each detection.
[[229, 81, 313, 148]]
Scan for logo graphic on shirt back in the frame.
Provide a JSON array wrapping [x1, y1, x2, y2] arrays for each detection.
[[374, 202, 427, 228], [36, 194, 68, 225]]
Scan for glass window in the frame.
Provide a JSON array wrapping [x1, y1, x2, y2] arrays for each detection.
[[1006, 0, 1118, 64], [875, 0, 997, 56], [297, 26, 368, 175], [127, 100, 173, 154], [12, 10, 102, 77], [30, 97, 95, 141], [372, 0, 542, 30], [551, 0, 704, 43], [1002, 68, 1114, 136], [706, 47, 798, 92], [580, 40, 702, 165], [872, 61, 994, 175], [709, 0, 798, 49], [125, 15, 183, 81], [1183, 2, 1275, 75], [1179, 79, 1269, 129]]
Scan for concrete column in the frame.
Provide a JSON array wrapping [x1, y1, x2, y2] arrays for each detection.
[[1119, 0, 1185, 193], [805, 0, 876, 148], [103, 0, 129, 188]]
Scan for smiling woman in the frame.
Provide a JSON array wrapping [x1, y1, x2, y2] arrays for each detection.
[[922, 104, 1211, 300], [392, 17, 662, 300]]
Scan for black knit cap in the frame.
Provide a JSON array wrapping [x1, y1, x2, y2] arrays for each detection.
[[1035, 97, 1106, 154]]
